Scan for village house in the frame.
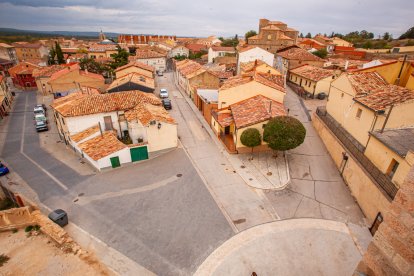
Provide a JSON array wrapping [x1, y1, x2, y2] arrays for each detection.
[[247, 19, 298, 53], [8, 61, 40, 89], [131, 50, 167, 72], [33, 64, 72, 96], [208, 46, 236, 63], [197, 36, 222, 47], [88, 43, 118, 59], [114, 61, 155, 79], [299, 38, 334, 53], [240, 59, 280, 75], [288, 64, 336, 97], [169, 45, 189, 58], [275, 46, 325, 75], [12, 42, 49, 62], [50, 90, 177, 170], [174, 59, 220, 98], [331, 37, 353, 47], [185, 44, 208, 55], [236, 46, 274, 74], [45, 64, 106, 97], [354, 60, 414, 90], [0, 58, 15, 77], [194, 88, 218, 123], [0, 43, 18, 64], [107, 72, 155, 93], [212, 94, 286, 153], [0, 75, 13, 121]]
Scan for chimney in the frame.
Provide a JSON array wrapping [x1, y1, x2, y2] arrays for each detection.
[[344, 60, 349, 71], [85, 69, 88, 74]]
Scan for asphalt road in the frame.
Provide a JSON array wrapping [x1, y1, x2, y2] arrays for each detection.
[[1, 91, 234, 275]]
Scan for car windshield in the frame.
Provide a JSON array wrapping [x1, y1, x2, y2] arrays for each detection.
[[35, 115, 46, 120], [36, 121, 45, 126]]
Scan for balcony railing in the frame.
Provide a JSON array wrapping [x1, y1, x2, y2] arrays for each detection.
[[316, 106, 398, 199]]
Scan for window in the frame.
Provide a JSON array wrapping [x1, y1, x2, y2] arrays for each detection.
[[61, 117, 65, 125], [267, 34, 272, 40], [262, 124, 267, 128], [356, 108, 362, 119], [387, 159, 399, 179], [332, 76, 335, 79], [308, 82, 311, 87]]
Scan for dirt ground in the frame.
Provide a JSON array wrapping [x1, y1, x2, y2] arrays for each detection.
[[0, 230, 112, 276]]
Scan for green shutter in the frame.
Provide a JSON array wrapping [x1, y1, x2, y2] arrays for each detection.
[[110, 156, 121, 168], [130, 146, 149, 162]]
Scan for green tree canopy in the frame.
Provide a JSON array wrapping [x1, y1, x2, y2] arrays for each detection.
[[109, 46, 130, 70], [245, 30, 257, 40], [48, 46, 56, 65], [240, 128, 261, 151], [220, 35, 239, 47], [383, 32, 391, 40], [399, 26, 414, 39], [79, 57, 109, 74], [55, 42, 65, 64], [263, 116, 306, 152], [312, 48, 328, 59], [305, 32, 312, 38]]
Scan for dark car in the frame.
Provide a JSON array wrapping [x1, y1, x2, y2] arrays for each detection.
[[35, 120, 48, 132], [0, 161, 9, 176], [162, 98, 172, 110]]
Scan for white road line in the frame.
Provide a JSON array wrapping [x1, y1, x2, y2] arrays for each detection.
[[75, 175, 179, 205], [20, 94, 68, 191]]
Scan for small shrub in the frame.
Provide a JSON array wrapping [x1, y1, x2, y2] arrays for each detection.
[[11, 229, 18, 233], [25, 225, 33, 232], [33, 225, 40, 231], [0, 254, 10, 267]]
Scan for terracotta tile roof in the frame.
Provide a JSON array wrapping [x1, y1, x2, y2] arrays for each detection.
[[114, 61, 155, 73], [32, 65, 68, 78], [277, 47, 324, 61], [208, 70, 233, 79], [247, 35, 259, 40], [12, 42, 43, 49], [290, 65, 335, 82], [48, 64, 80, 81], [51, 90, 161, 117], [124, 102, 176, 126], [134, 50, 166, 59], [219, 71, 285, 92], [354, 85, 414, 111], [88, 44, 118, 52], [262, 25, 281, 31], [78, 131, 127, 161], [176, 60, 204, 77], [347, 72, 388, 96], [8, 61, 40, 76], [240, 60, 265, 72], [79, 70, 105, 80], [185, 44, 207, 52], [0, 43, 14, 48], [107, 72, 155, 91], [211, 46, 235, 52], [71, 125, 100, 143], [238, 45, 256, 53], [230, 95, 286, 129], [279, 34, 294, 40], [216, 112, 234, 127]]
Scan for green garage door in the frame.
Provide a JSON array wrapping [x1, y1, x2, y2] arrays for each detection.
[[110, 156, 121, 168], [130, 146, 149, 162]]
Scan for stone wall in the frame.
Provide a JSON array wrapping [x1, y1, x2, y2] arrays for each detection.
[[0, 206, 35, 230], [312, 114, 391, 223], [355, 167, 414, 275]]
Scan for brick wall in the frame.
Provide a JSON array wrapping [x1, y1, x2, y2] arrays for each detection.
[[355, 166, 414, 275]]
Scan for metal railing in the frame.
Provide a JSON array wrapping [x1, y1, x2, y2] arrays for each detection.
[[316, 106, 398, 199]]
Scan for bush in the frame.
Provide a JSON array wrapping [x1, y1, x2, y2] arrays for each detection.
[[0, 254, 10, 267], [24, 225, 33, 232], [240, 128, 261, 158]]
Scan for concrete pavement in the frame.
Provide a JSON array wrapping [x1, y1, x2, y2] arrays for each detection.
[[194, 218, 367, 276]]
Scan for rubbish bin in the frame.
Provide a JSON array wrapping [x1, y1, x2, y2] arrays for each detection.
[[48, 209, 68, 227], [317, 92, 327, 100]]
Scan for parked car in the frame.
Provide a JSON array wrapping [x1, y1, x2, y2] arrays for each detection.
[[162, 98, 172, 110], [160, 88, 168, 98], [0, 161, 9, 176], [157, 71, 164, 76], [34, 113, 47, 124], [35, 120, 48, 132], [34, 105, 46, 115]]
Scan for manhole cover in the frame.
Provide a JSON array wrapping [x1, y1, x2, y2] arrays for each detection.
[[249, 178, 253, 181], [73, 199, 79, 202], [241, 165, 245, 168], [233, 170, 236, 173], [221, 163, 225, 166], [267, 172, 272, 176], [78, 193, 84, 197], [177, 173, 182, 177]]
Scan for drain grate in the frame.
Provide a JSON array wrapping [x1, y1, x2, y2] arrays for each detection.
[[73, 199, 79, 202], [176, 173, 182, 177], [78, 193, 84, 197], [233, 218, 246, 224]]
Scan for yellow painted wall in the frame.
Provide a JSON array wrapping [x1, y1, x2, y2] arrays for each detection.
[[326, 74, 356, 125], [115, 66, 153, 79], [35, 77, 53, 96], [218, 81, 285, 109], [312, 114, 391, 224], [49, 70, 105, 92], [289, 73, 334, 95], [406, 74, 414, 90], [146, 122, 178, 152], [365, 136, 413, 188], [235, 121, 268, 148]]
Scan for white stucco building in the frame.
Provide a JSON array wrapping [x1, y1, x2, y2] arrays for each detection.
[[237, 46, 275, 74], [131, 50, 167, 72], [208, 46, 236, 63], [51, 90, 177, 170]]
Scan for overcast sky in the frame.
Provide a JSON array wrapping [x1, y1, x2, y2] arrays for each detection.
[[0, 0, 412, 38]]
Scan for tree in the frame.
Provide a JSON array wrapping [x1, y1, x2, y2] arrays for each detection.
[[383, 32, 391, 40], [299, 33, 304, 38], [305, 32, 312, 38], [79, 57, 109, 74], [399, 26, 414, 39], [109, 46, 129, 70], [240, 128, 261, 159], [55, 42, 65, 64], [312, 48, 328, 58], [220, 35, 239, 47], [48, 46, 56, 65], [263, 116, 306, 155]]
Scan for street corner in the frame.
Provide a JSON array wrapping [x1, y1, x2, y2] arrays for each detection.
[[194, 218, 363, 276]]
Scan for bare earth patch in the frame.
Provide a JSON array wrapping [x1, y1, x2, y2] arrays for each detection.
[[0, 230, 112, 276]]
